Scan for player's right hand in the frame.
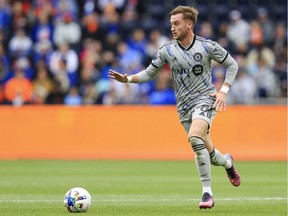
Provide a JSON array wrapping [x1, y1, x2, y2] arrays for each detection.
[[210, 92, 227, 112], [108, 69, 128, 83]]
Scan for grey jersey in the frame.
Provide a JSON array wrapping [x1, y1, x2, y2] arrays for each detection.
[[136, 35, 237, 119]]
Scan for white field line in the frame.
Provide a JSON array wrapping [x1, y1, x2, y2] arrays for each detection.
[[0, 197, 287, 203]]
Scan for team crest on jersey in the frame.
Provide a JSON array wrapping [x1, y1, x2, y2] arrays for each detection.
[[193, 52, 203, 62], [192, 64, 204, 76]]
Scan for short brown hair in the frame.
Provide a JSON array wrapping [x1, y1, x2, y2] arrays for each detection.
[[169, 6, 199, 25]]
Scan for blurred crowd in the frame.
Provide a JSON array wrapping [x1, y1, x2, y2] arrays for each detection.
[[0, 0, 286, 106]]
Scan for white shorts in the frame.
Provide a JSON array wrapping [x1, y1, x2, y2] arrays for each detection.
[[180, 96, 216, 134]]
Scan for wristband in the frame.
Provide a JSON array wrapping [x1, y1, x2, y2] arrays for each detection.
[[220, 85, 229, 94], [127, 76, 132, 83]]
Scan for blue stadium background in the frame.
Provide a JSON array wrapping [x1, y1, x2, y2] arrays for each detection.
[[0, 0, 286, 106]]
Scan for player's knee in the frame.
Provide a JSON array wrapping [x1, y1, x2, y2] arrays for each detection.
[[188, 136, 205, 153], [188, 136, 205, 146]]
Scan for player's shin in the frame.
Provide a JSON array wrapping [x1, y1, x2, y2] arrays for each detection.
[[210, 148, 232, 169], [189, 136, 212, 195]]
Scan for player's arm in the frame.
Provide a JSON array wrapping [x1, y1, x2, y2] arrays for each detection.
[[211, 54, 238, 112], [207, 40, 239, 111], [108, 69, 136, 83], [108, 64, 161, 83], [109, 44, 167, 83]]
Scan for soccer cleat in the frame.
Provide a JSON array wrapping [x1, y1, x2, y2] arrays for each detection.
[[199, 192, 214, 209], [225, 154, 241, 187]]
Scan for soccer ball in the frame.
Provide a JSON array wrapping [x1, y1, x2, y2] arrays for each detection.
[[64, 187, 92, 213]]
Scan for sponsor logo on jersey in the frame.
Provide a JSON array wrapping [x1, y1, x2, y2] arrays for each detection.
[[175, 68, 190, 74]]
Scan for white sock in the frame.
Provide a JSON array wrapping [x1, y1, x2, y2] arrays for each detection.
[[203, 186, 213, 195], [225, 156, 232, 169]]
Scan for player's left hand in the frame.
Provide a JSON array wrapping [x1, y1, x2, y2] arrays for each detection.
[[210, 92, 227, 112], [108, 69, 128, 83]]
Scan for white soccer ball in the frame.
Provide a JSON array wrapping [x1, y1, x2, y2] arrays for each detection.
[[64, 187, 92, 213]]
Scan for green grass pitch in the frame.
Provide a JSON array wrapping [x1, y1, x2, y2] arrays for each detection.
[[0, 160, 287, 215]]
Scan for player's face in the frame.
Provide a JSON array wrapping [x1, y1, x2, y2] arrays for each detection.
[[170, 14, 192, 41]]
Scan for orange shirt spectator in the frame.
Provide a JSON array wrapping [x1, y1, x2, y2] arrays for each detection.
[[4, 69, 33, 104], [32, 66, 54, 104]]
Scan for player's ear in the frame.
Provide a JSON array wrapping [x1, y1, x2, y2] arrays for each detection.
[[187, 20, 193, 29]]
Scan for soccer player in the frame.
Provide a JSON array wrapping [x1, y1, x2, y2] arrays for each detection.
[[108, 6, 240, 209]]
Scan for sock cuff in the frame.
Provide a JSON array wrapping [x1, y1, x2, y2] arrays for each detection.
[[209, 148, 215, 158], [189, 136, 206, 152], [192, 144, 206, 152]]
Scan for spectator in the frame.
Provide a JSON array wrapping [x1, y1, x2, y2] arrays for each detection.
[[4, 66, 33, 105], [226, 10, 250, 54], [81, 12, 107, 41], [32, 11, 53, 43], [256, 8, 274, 46], [246, 45, 275, 72], [64, 86, 82, 106], [250, 20, 264, 47], [4, 57, 34, 82], [249, 54, 280, 98], [197, 21, 215, 40], [274, 57, 287, 98], [33, 39, 53, 65], [103, 32, 120, 53], [33, 0, 57, 17], [116, 41, 143, 74], [14, 56, 34, 79], [145, 29, 169, 64], [9, 0, 32, 34], [54, 0, 78, 21], [32, 65, 54, 104], [119, 7, 138, 40], [100, 4, 121, 34], [127, 28, 148, 57], [79, 39, 102, 74], [228, 68, 257, 104], [0, 43, 9, 83], [97, 0, 126, 15], [273, 23, 287, 59], [0, 0, 11, 42], [0, 29, 6, 49], [49, 43, 79, 88], [95, 50, 120, 102], [82, 0, 96, 16], [81, 80, 99, 105], [45, 80, 65, 104], [103, 79, 139, 105], [8, 28, 33, 58], [53, 12, 81, 50], [215, 22, 231, 51], [148, 69, 176, 105], [212, 65, 225, 92]]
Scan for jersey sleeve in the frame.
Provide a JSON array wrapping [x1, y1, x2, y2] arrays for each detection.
[[151, 46, 168, 68], [135, 45, 168, 83], [207, 40, 228, 64]]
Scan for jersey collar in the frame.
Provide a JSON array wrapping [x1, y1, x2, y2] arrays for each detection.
[[177, 35, 196, 51]]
